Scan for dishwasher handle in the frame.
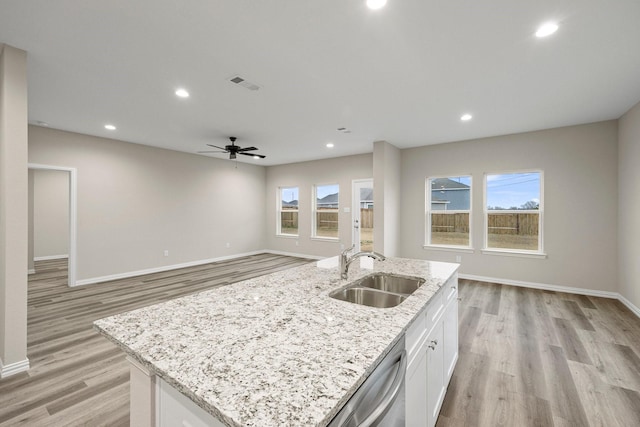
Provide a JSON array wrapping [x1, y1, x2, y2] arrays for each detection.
[[345, 349, 407, 427]]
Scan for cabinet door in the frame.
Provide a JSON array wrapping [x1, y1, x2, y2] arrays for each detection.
[[443, 297, 459, 383], [426, 324, 445, 427], [157, 378, 225, 427], [405, 347, 428, 427]]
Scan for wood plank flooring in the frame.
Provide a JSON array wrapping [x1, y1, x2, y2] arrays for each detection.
[[437, 280, 640, 427], [2, 260, 640, 426], [0, 254, 312, 426]]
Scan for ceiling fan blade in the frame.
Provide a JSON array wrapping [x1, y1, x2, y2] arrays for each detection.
[[197, 150, 227, 154], [206, 144, 228, 150], [239, 152, 266, 158], [236, 146, 258, 152]]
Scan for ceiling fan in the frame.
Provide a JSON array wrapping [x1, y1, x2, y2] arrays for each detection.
[[198, 137, 266, 160]]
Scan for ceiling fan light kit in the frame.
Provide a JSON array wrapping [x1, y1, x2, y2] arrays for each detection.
[[197, 137, 266, 160]]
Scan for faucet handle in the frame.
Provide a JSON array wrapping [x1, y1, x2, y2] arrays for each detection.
[[341, 244, 355, 256]]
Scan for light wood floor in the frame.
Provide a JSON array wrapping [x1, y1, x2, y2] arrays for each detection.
[[0, 254, 312, 426], [2, 260, 640, 426], [437, 280, 640, 427]]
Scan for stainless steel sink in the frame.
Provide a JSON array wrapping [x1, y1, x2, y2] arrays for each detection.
[[329, 273, 425, 308], [330, 287, 406, 308], [356, 273, 424, 295]]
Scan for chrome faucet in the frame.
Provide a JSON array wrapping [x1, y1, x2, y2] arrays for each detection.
[[339, 245, 386, 280]]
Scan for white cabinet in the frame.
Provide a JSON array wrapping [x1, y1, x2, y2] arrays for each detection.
[[443, 295, 458, 382], [157, 378, 224, 427], [405, 342, 428, 427], [405, 273, 458, 427]]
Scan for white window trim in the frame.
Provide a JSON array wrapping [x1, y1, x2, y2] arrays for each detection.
[[425, 175, 473, 249], [277, 186, 299, 237], [423, 245, 475, 254], [312, 183, 340, 240], [483, 170, 545, 256]]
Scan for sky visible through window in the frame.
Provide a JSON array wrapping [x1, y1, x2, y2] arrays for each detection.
[[316, 184, 339, 199], [281, 187, 299, 203], [487, 172, 540, 209]]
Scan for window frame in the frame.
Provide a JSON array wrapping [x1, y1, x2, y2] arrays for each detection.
[[424, 175, 473, 250], [276, 186, 299, 237], [482, 170, 545, 257], [312, 183, 340, 241]]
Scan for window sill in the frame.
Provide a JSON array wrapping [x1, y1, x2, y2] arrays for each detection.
[[481, 249, 547, 259], [310, 237, 340, 242], [423, 245, 474, 254], [276, 234, 299, 239]]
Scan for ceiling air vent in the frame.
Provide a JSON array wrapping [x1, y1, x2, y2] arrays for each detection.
[[228, 75, 260, 91]]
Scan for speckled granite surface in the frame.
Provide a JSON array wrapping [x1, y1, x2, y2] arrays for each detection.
[[94, 256, 458, 427]]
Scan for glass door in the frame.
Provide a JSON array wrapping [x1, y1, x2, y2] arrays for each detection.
[[352, 179, 374, 252]]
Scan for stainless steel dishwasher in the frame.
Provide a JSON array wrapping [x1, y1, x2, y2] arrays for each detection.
[[329, 336, 407, 427]]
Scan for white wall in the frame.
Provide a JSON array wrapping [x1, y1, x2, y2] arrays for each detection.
[[33, 169, 69, 259], [399, 121, 619, 293], [28, 126, 267, 283], [618, 101, 640, 308], [265, 154, 373, 258], [0, 44, 29, 375]]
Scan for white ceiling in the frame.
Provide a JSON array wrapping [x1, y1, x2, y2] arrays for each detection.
[[1, 0, 639, 166]]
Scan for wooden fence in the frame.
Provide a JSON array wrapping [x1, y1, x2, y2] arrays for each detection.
[[431, 213, 469, 233], [281, 208, 374, 229], [280, 211, 298, 228], [487, 212, 538, 235], [431, 212, 539, 236], [360, 208, 373, 228]]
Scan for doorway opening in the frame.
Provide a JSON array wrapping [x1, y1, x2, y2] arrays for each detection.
[[352, 179, 374, 252], [28, 163, 77, 286]]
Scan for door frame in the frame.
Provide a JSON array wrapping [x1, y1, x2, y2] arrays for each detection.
[[352, 179, 373, 252], [28, 163, 78, 286]]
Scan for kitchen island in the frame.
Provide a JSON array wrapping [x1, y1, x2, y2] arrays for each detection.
[[94, 256, 459, 426]]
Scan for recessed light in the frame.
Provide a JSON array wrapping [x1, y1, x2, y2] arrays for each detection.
[[326, 143, 335, 148], [104, 124, 116, 130], [460, 114, 472, 121], [535, 22, 558, 38], [366, 0, 387, 10], [175, 88, 190, 98]]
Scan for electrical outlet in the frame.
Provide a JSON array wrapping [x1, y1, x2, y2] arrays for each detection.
[[164, 250, 169, 257], [455, 255, 462, 263], [340, 243, 345, 250], [226, 242, 231, 248], [295, 240, 299, 246]]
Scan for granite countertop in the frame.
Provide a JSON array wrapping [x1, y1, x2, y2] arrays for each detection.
[[94, 256, 458, 427]]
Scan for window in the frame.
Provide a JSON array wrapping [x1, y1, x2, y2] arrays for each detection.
[[277, 187, 299, 236], [485, 171, 543, 252], [426, 176, 471, 247], [313, 184, 339, 239]]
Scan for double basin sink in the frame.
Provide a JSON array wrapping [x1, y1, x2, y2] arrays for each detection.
[[330, 273, 425, 308]]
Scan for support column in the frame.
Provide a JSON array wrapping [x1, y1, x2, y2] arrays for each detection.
[[373, 140, 401, 257], [0, 43, 29, 378]]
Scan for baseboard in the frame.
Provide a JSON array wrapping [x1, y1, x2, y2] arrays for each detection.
[[0, 358, 30, 378], [263, 249, 324, 260], [618, 294, 640, 318], [34, 254, 69, 261], [74, 251, 276, 286], [459, 273, 640, 319], [74, 250, 322, 287], [459, 274, 619, 299]]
